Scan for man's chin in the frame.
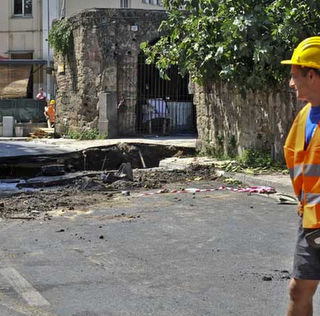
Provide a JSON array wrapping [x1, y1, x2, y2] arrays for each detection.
[[297, 95, 307, 101]]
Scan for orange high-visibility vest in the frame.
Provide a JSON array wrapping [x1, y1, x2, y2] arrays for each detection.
[[284, 103, 320, 228], [46, 105, 55, 123]]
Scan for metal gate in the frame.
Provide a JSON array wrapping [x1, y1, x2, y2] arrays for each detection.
[[116, 53, 196, 136]]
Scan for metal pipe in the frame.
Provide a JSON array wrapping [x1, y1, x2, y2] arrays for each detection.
[[47, 0, 51, 101], [60, 0, 66, 18]]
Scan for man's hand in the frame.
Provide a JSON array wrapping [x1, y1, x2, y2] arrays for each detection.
[[297, 202, 303, 217]]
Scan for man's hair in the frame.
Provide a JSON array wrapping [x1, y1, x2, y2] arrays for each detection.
[[300, 66, 320, 77]]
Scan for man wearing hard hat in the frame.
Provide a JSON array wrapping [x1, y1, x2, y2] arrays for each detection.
[[282, 37, 320, 316], [44, 100, 56, 128]]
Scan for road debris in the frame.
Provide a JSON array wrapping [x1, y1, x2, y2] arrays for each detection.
[[28, 128, 54, 139], [137, 185, 276, 197], [101, 163, 133, 183], [275, 193, 298, 205], [262, 276, 273, 281]]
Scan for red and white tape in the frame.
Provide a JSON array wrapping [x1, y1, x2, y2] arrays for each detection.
[[137, 186, 276, 197]]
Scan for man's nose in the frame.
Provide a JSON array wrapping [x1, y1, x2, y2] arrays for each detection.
[[289, 78, 295, 88]]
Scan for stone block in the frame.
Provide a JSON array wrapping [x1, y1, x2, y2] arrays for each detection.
[[3, 116, 14, 137], [98, 92, 118, 138], [15, 126, 24, 137]]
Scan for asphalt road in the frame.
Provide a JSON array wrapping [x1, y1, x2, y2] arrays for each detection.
[[0, 182, 317, 316], [0, 136, 197, 159], [0, 141, 72, 158]]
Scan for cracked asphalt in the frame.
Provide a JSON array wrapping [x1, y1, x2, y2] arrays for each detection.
[[0, 179, 317, 316]]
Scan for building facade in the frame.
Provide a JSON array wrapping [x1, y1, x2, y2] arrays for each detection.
[[0, 0, 44, 99], [0, 0, 163, 100], [64, 0, 163, 15]]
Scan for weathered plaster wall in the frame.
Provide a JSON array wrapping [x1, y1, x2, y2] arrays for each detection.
[[54, 8, 167, 135], [194, 81, 302, 160]]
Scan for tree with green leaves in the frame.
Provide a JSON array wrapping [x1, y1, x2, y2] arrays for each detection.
[[141, 0, 320, 90], [48, 19, 73, 56]]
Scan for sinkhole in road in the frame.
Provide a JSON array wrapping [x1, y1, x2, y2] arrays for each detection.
[[0, 143, 196, 179]]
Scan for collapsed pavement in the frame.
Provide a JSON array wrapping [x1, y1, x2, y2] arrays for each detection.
[[0, 142, 195, 178], [0, 138, 297, 221], [0, 159, 296, 221], [0, 141, 220, 219]]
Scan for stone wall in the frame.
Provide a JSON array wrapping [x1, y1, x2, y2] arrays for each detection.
[[54, 8, 167, 135], [194, 81, 303, 160]]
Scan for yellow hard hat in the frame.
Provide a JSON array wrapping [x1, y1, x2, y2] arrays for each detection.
[[281, 36, 320, 69], [50, 99, 56, 105]]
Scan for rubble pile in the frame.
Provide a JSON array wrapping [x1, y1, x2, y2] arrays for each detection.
[[0, 163, 219, 219], [133, 164, 218, 189], [29, 128, 54, 139]]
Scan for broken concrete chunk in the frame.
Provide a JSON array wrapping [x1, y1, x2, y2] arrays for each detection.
[[41, 164, 66, 176], [115, 163, 133, 181], [101, 162, 133, 183]]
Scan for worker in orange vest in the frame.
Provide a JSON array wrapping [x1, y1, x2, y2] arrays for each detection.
[[44, 99, 56, 128], [282, 37, 320, 316]]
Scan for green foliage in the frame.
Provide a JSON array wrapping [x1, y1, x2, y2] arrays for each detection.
[[141, 0, 320, 90], [197, 135, 227, 159], [198, 134, 238, 159], [67, 128, 105, 140], [240, 148, 272, 167], [48, 19, 73, 56], [227, 135, 237, 158], [220, 148, 285, 174]]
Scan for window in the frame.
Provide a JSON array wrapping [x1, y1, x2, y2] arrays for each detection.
[[142, 0, 162, 5], [14, 0, 32, 16], [10, 52, 33, 59], [120, 0, 129, 8]]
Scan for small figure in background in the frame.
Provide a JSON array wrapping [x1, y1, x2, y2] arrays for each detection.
[[44, 100, 56, 128], [117, 95, 126, 110], [36, 87, 47, 100]]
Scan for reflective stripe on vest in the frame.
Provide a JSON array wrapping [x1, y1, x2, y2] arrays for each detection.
[[304, 164, 320, 177], [289, 164, 303, 179], [306, 193, 320, 205]]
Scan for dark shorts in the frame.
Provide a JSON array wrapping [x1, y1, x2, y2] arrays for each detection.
[[293, 218, 320, 280]]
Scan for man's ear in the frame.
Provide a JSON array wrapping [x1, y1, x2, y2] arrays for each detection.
[[307, 69, 313, 78], [309, 70, 316, 82]]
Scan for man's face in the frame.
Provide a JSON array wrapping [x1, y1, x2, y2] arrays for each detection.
[[289, 65, 311, 100]]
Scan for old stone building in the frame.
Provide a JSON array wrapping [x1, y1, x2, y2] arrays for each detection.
[[55, 8, 195, 137]]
